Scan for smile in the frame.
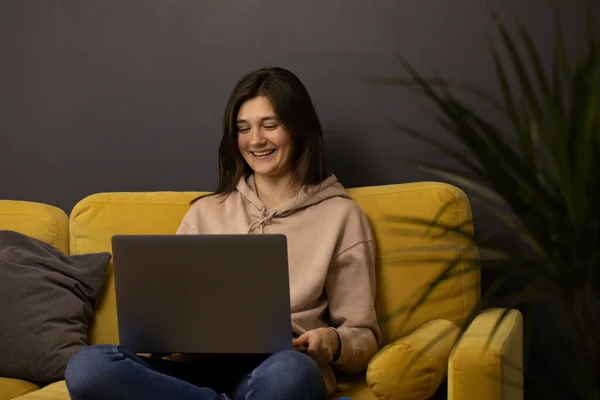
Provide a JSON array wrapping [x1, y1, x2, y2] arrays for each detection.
[[251, 150, 276, 157]]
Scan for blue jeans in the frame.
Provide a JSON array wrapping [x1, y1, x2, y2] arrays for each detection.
[[65, 345, 327, 400]]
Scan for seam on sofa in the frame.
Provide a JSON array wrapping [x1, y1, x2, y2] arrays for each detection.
[[76, 183, 461, 204], [6, 386, 38, 399], [453, 194, 469, 323], [70, 186, 467, 212], [71, 194, 205, 209], [74, 200, 197, 206], [349, 184, 464, 199]]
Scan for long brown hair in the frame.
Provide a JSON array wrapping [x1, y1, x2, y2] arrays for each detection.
[[192, 67, 326, 203]]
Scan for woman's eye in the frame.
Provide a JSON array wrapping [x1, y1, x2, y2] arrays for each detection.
[[238, 127, 250, 133], [264, 124, 277, 130]]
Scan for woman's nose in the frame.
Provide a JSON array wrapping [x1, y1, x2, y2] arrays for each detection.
[[249, 128, 266, 146]]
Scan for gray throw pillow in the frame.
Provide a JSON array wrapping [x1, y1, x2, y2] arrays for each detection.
[[0, 230, 111, 384]]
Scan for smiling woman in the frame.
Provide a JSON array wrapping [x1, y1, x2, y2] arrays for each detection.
[[64, 67, 381, 400]]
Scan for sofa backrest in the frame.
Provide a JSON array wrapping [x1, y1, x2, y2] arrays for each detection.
[[69, 182, 479, 346], [349, 183, 479, 344], [69, 191, 205, 345], [0, 200, 69, 254]]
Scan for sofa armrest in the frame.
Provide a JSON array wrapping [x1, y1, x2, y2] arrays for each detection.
[[367, 319, 460, 400], [448, 308, 523, 400]]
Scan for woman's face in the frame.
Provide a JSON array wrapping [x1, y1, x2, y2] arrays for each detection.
[[237, 96, 296, 180]]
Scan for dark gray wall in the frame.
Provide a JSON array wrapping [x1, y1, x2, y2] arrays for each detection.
[[1, 0, 593, 213]]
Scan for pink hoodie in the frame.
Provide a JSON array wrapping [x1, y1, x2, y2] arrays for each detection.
[[177, 174, 380, 394]]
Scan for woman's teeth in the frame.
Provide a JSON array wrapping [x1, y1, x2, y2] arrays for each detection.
[[252, 150, 275, 156]]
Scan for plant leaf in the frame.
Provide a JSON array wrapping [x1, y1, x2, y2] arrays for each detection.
[[419, 164, 507, 204], [368, 76, 505, 112], [389, 120, 485, 176]]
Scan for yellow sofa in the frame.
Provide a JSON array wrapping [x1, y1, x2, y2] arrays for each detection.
[[0, 182, 523, 400]]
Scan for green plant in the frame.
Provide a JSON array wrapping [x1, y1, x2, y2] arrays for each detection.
[[377, 2, 599, 398]]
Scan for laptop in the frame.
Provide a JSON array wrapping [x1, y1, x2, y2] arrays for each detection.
[[111, 234, 292, 355]]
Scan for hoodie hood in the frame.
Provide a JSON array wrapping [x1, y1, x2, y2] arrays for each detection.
[[236, 174, 350, 233]]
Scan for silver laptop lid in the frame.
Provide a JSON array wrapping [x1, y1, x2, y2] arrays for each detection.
[[111, 234, 292, 355]]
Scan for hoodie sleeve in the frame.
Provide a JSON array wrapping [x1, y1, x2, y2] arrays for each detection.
[[176, 219, 198, 234], [325, 239, 381, 374], [176, 202, 202, 234]]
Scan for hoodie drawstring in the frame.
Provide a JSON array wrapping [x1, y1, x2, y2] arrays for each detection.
[[247, 206, 278, 234]]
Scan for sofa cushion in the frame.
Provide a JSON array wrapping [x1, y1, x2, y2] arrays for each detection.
[[366, 319, 460, 400], [0, 231, 111, 385], [6, 381, 68, 400], [0, 378, 39, 400]]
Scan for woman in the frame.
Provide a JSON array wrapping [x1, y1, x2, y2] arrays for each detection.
[[65, 67, 380, 400]]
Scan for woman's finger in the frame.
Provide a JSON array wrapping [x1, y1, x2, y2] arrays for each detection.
[[292, 332, 311, 347], [306, 335, 319, 353]]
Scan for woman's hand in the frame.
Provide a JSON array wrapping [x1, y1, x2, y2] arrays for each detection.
[[292, 328, 341, 364]]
